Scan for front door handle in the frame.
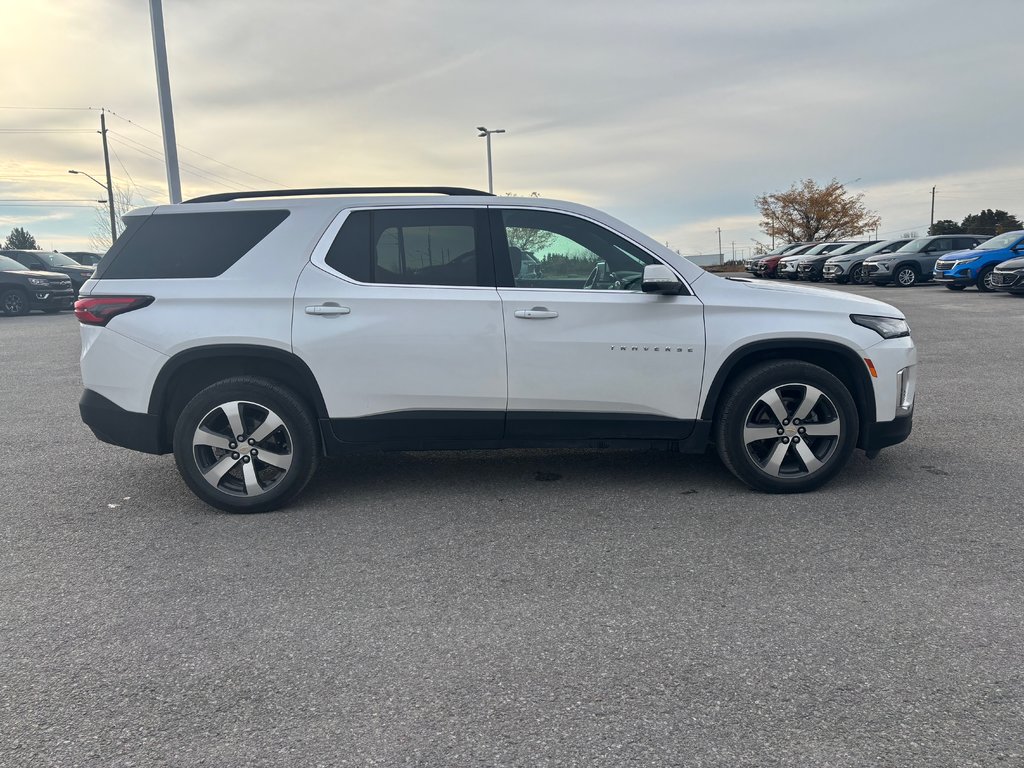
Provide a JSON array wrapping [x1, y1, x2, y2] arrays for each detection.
[[305, 304, 351, 316], [514, 307, 558, 319]]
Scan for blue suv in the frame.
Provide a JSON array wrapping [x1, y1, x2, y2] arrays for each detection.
[[934, 230, 1024, 292]]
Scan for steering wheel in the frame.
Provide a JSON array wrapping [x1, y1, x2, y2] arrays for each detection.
[[612, 274, 642, 291]]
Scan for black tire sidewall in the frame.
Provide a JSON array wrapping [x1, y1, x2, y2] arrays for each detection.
[[172, 377, 320, 513], [977, 268, 994, 292], [715, 361, 859, 493]]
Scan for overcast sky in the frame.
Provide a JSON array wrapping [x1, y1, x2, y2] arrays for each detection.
[[2, 0, 1022, 256]]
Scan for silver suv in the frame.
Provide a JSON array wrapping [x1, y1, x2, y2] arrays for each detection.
[[863, 235, 987, 287]]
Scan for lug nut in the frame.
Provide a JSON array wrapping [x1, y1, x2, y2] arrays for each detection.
[[231, 452, 240, 460], [228, 441, 237, 449], [242, 455, 250, 463], [248, 438, 256, 446], [793, 419, 801, 425], [250, 449, 258, 456], [798, 427, 806, 434], [777, 428, 785, 435], [781, 437, 790, 444], [793, 437, 801, 444], [782, 419, 789, 426], [237, 435, 245, 442]]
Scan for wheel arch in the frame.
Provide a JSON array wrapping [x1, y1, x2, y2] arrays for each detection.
[[148, 344, 329, 452], [701, 339, 876, 448]]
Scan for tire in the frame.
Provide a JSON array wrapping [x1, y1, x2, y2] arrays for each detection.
[[894, 265, 918, 287], [976, 268, 996, 293], [172, 376, 320, 513], [714, 360, 859, 493], [945, 284, 966, 291], [1, 288, 29, 316], [850, 264, 868, 285]]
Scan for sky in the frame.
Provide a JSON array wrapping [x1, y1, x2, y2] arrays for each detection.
[[1, 0, 1022, 258]]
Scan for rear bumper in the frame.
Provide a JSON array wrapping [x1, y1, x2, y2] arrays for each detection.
[[860, 411, 913, 452], [80, 389, 167, 454]]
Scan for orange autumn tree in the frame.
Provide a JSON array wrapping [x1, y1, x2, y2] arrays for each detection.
[[756, 179, 881, 243]]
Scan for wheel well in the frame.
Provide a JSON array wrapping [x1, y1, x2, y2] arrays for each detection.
[[895, 261, 920, 274], [150, 347, 328, 452], [702, 342, 875, 445]]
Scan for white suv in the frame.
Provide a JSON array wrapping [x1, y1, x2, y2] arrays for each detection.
[[76, 187, 916, 513]]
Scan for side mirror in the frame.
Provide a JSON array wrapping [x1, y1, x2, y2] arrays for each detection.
[[641, 263, 682, 294]]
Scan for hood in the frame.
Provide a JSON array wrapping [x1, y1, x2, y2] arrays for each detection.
[[995, 255, 1024, 270], [1, 268, 70, 280], [938, 248, 981, 261], [719, 275, 905, 316]]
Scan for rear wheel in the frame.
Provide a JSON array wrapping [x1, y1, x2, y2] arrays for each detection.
[[715, 360, 859, 493], [894, 265, 918, 287], [173, 377, 320, 513], [1, 288, 29, 316], [850, 264, 868, 285], [976, 267, 996, 293]]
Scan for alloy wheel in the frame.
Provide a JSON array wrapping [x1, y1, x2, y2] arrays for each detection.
[[192, 400, 293, 497], [3, 291, 25, 314], [896, 267, 917, 287], [850, 265, 867, 285], [742, 383, 842, 478]]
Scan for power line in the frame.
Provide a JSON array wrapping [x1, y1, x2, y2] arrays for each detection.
[[107, 130, 259, 190], [0, 106, 94, 111], [108, 134, 249, 192], [105, 109, 284, 186], [0, 128, 94, 133]]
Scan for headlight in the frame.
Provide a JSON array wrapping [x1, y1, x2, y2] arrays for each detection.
[[954, 256, 978, 264], [28, 277, 49, 286], [850, 314, 910, 339]]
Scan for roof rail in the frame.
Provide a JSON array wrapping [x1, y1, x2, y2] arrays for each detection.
[[183, 186, 494, 204]]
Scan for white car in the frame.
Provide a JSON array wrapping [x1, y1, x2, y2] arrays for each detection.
[[76, 187, 916, 512]]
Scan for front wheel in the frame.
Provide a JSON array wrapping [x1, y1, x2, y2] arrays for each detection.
[[850, 264, 868, 285], [1, 288, 29, 316], [976, 268, 996, 293], [894, 266, 918, 287], [172, 377, 320, 513], [715, 360, 859, 493]]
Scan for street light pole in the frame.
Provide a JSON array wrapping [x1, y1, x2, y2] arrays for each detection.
[[99, 111, 118, 241], [69, 168, 117, 246], [476, 126, 505, 193], [149, 0, 183, 203]]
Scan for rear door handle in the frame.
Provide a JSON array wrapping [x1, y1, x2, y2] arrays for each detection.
[[514, 307, 558, 319], [305, 304, 351, 316]]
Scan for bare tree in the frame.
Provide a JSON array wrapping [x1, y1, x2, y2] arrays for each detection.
[[90, 184, 144, 251]]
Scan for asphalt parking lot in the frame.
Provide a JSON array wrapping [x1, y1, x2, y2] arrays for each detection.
[[2, 283, 1023, 767]]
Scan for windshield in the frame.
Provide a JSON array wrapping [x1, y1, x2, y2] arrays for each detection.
[[827, 241, 875, 256], [38, 251, 83, 267], [975, 232, 1024, 251], [897, 238, 933, 253], [0, 255, 28, 271]]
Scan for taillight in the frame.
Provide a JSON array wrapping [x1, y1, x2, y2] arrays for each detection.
[[74, 296, 154, 326]]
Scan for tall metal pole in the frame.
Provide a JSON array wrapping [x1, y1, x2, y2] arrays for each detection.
[[149, 0, 182, 203], [485, 133, 493, 194], [717, 227, 722, 263], [930, 186, 936, 230], [99, 111, 118, 243]]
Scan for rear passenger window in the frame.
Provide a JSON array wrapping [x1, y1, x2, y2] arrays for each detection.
[[325, 208, 489, 287], [96, 210, 289, 280]]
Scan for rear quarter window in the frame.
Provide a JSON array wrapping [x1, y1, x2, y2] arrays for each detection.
[[94, 210, 289, 280]]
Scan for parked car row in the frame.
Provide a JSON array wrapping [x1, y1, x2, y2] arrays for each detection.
[[0, 249, 98, 316], [747, 232, 1024, 293]]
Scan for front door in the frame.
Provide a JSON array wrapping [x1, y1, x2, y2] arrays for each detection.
[[492, 208, 705, 440]]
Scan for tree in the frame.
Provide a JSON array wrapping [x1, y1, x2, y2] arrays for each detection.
[[90, 184, 143, 251], [4, 227, 39, 250], [928, 219, 962, 236], [755, 178, 881, 243], [959, 209, 1022, 236], [503, 192, 556, 255]]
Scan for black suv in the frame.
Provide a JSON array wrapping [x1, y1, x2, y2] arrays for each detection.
[[0, 249, 95, 295], [0, 254, 75, 315], [60, 251, 103, 267], [798, 241, 879, 281]]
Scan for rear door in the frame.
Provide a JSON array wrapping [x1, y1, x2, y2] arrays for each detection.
[[491, 207, 705, 440], [293, 206, 508, 443]]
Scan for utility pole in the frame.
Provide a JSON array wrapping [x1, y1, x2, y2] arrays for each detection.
[[731, 241, 736, 262], [149, 0, 182, 203], [717, 227, 722, 263], [99, 110, 118, 241], [770, 214, 775, 249], [930, 186, 936, 231]]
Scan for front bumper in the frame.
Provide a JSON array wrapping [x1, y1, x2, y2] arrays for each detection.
[[860, 411, 913, 452], [991, 272, 1024, 292], [28, 289, 75, 310], [80, 389, 167, 454], [933, 272, 973, 287]]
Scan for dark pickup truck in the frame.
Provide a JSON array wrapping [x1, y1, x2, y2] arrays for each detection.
[[0, 254, 75, 315]]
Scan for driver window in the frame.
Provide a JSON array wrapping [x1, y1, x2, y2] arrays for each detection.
[[500, 209, 656, 290]]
